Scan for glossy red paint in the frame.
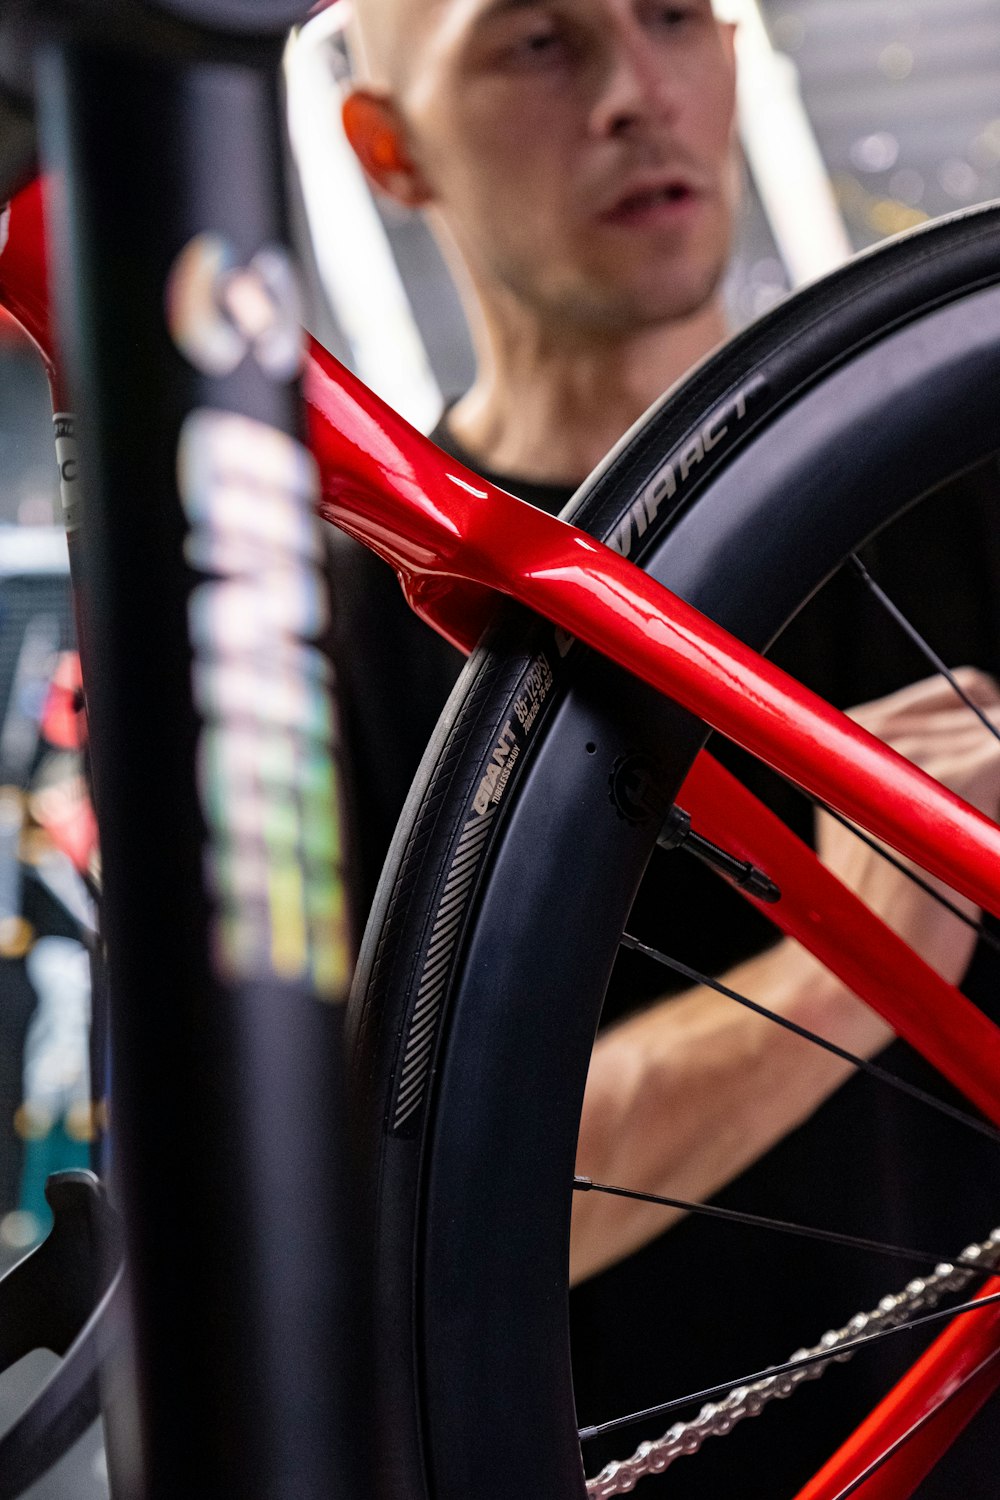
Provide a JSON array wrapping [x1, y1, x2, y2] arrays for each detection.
[[304, 335, 1000, 921], [6, 173, 1000, 1496], [680, 751, 1000, 1126], [4, 180, 998, 929], [793, 1280, 1000, 1500], [303, 338, 1000, 1491], [0, 178, 59, 387]]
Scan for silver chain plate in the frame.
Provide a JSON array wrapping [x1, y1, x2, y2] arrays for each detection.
[[585, 1227, 1000, 1498]]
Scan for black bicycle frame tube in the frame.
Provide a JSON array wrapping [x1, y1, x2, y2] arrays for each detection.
[[31, 6, 368, 1495]]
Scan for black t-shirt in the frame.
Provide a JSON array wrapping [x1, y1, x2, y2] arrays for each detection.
[[326, 428, 575, 919], [333, 416, 1000, 1497]]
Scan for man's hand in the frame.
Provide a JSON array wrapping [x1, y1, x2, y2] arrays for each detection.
[[818, 668, 1000, 986], [572, 669, 1000, 1283]]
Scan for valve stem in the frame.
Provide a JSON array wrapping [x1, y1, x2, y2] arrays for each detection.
[[658, 805, 781, 904]]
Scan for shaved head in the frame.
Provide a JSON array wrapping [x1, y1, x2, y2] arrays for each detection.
[[349, 0, 436, 91], [344, 0, 738, 340]]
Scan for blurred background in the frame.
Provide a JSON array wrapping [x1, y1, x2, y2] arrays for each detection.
[[0, 0, 997, 1491]]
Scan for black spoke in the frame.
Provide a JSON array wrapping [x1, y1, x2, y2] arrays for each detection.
[[849, 553, 1000, 749], [818, 801, 1000, 958], [579, 1287, 1000, 1443], [823, 1348, 1000, 1500], [621, 934, 1000, 1148], [572, 1176, 992, 1277]]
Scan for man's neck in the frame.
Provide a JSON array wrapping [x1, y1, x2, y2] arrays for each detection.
[[446, 295, 729, 485]]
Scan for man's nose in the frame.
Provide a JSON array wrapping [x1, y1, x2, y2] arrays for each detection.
[[589, 35, 682, 138]]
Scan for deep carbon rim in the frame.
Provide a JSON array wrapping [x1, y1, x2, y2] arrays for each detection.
[[349, 205, 1000, 1500]]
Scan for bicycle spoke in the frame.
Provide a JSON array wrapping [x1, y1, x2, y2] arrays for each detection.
[[816, 801, 1000, 957], [749, 552, 1000, 953], [572, 1176, 991, 1276], [583, 1229, 1000, 1495], [849, 553, 1000, 748], [621, 934, 1000, 1147], [579, 1286, 1000, 1443]]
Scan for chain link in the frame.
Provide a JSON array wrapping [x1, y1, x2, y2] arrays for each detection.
[[585, 1228, 1000, 1498]]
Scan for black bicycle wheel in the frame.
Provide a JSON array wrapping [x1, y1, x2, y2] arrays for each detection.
[[347, 201, 1000, 1500]]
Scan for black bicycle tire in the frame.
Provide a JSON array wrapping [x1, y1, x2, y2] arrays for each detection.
[[347, 202, 1000, 1500]]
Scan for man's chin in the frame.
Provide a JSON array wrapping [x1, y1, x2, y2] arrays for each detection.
[[566, 271, 727, 336], [495, 243, 730, 339]]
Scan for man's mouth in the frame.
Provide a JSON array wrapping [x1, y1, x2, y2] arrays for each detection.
[[599, 179, 701, 225]]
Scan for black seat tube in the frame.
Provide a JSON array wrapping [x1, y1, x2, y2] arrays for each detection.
[[30, 5, 369, 1496]]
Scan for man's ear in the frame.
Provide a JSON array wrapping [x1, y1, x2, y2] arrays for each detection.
[[719, 19, 737, 72], [718, 20, 738, 131], [342, 90, 432, 208]]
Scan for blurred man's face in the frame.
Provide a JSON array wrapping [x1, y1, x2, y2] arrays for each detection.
[[395, 0, 738, 334]]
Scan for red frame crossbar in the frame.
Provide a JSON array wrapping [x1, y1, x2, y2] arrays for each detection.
[[4, 174, 1000, 1499]]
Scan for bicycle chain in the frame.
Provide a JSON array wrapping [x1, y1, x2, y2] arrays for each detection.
[[585, 1228, 1000, 1497]]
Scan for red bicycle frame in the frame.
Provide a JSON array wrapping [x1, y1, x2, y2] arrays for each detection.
[[3, 173, 1000, 1499]]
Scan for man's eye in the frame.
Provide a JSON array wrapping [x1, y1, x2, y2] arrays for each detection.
[[513, 28, 565, 59], [654, 5, 695, 25]]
